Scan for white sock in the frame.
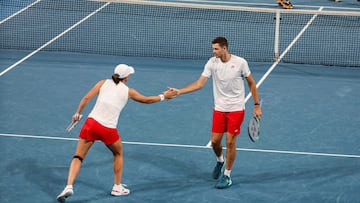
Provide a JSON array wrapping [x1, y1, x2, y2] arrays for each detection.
[[216, 155, 224, 163], [66, 185, 73, 189], [224, 169, 231, 177]]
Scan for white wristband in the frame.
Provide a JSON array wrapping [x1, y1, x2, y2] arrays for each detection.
[[159, 94, 165, 101]]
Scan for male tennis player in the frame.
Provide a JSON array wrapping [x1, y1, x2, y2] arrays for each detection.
[[56, 64, 176, 202], [170, 37, 262, 189]]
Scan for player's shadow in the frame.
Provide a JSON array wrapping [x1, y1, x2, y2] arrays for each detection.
[[232, 159, 360, 186], [125, 150, 214, 193], [6, 158, 64, 196], [5, 158, 110, 202]]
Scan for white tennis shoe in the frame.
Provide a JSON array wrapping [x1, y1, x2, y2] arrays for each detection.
[[56, 185, 74, 202], [111, 184, 130, 196]]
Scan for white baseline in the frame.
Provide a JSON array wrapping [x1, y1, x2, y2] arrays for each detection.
[[1, 133, 360, 159]]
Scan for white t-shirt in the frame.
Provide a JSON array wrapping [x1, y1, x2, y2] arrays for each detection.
[[88, 79, 129, 128], [201, 55, 251, 112]]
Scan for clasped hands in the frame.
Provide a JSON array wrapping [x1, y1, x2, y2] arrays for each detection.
[[161, 87, 180, 100]]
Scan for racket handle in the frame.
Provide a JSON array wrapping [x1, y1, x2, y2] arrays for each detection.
[[66, 114, 83, 132]]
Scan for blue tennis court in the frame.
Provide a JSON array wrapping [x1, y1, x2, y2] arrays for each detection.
[[1, 0, 360, 202]]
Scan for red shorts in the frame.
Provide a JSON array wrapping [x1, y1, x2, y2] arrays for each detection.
[[79, 117, 120, 145], [212, 110, 245, 135]]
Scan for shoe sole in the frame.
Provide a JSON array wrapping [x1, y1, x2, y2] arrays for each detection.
[[57, 191, 73, 202], [215, 181, 232, 189], [111, 190, 130, 196], [111, 193, 130, 196], [215, 177, 233, 189], [215, 184, 232, 189]]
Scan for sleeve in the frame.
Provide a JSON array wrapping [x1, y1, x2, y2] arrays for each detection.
[[201, 58, 212, 78]]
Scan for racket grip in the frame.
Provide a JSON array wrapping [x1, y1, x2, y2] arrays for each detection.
[[66, 114, 83, 132]]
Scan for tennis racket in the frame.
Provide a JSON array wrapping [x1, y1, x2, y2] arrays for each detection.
[[247, 99, 262, 142], [66, 114, 83, 132]]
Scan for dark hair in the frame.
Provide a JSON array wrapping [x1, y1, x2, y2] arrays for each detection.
[[212, 36, 228, 48], [112, 74, 124, 84]]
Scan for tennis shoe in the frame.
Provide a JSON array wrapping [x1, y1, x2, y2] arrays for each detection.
[[56, 185, 73, 202], [111, 184, 130, 196], [215, 175, 232, 189], [212, 161, 224, 179]]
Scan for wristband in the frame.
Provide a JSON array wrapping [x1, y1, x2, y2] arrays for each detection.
[[159, 94, 165, 101], [254, 103, 260, 106]]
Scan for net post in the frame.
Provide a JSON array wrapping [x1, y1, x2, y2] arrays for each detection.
[[274, 10, 280, 62]]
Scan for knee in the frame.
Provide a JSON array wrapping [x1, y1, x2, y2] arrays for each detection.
[[211, 141, 221, 149], [226, 140, 236, 148], [113, 152, 122, 157], [110, 148, 123, 157]]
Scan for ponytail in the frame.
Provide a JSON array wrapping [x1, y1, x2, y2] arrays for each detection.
[[112, 74, 121, 84]]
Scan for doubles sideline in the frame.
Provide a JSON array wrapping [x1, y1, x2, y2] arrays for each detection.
[[0, 1, 111, 77], [1, 133, 360, 159]]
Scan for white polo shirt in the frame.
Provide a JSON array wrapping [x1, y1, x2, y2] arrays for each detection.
[[201, 55, 251, 112], [88, 79, 129, 128]]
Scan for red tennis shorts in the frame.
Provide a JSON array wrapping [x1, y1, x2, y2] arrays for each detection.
[[79, 117, 120, 145], [212, 110, 245, 135]]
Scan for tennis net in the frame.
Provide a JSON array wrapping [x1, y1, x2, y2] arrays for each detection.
[[1, 0, 359, 67]]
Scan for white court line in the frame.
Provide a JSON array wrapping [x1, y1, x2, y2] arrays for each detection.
[[0, 2, 111, 77], [206, 7, 324, 148], [0, 0, 42, 25], [1, 133, 360, 158], [244, 7, 324, 102]]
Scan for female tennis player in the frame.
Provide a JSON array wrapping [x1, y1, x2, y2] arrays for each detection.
[[56, 64, 176, 202]]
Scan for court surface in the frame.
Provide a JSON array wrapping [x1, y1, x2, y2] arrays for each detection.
[[1, 0, 360, 203]]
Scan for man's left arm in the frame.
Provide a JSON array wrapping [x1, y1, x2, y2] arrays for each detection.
[[246, 74, 262, 118]]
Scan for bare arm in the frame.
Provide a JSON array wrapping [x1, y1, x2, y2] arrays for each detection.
[[173, 75, 208, 95], [246, 74, 262, 118], [73, 80, 105, 121], [129, 88, 177, 104]]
